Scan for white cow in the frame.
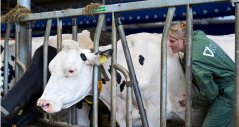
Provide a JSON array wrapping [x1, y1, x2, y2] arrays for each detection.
[[0, 30, 94, 126], [37, 32, 235, 127]]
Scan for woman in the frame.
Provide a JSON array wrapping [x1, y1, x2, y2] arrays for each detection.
[[168, 22, 235, 127]]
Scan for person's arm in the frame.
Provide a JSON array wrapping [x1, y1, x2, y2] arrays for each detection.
[[192, 67, 219, 106]]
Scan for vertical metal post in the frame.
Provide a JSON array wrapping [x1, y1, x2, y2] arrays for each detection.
[[71, 17, 78, 125], [3, 23, 11, 95], [160, 7, 175, 127], [235, 2, 239, 127], [185, 4, 193, 127], [43, 19, 52, 120], [56, 18, 62, 122], [112, 64, 132, 127], [15, 23, 20, 82], [110, 12, 117, 127], [27, 21, 32, 63], [92, 14, 105, 127], [57, 18, 62, 53], [72, 17, 78, 41], [17, 0, 30, 75], [115, 15, 149, 127]]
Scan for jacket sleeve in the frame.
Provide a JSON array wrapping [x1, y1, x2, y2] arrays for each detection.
[[192, 66, 219, 106]]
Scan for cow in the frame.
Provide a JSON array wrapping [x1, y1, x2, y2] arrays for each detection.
[[36, 32, 235, 127], [0, 30, 93, 95], [1, 30, 95, 127]]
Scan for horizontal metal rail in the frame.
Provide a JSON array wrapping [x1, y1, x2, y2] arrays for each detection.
[[19, 0, 230, 22]]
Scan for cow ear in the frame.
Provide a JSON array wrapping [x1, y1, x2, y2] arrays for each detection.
[[79, 51, 111, 65], [79, 51, 99, 65]]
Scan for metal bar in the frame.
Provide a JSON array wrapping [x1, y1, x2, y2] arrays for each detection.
[[110, 12, 117, 127], [71, 17, 78, 125], [3, 23, 11, 95], [115, 15, 149, 127], [235, 2, 239, 127], [19, 0, 228, 22], [43, 19, 52, 88], [72, 17, 78, 41], [57, 18, 62, 53], [15, 0, 30, 81], [27, 21, 32, 64], [185, 4, 193, 127], [92, 14, 105, 127], [113, 63, 132, 127], [43, 19, 52, 120], [160, 7, 176, 127], [15, 23, 20, 82]]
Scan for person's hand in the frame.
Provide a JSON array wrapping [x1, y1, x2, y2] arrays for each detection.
[[178, 94, 186, 107]]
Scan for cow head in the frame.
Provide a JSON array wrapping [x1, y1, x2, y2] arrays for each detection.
[[37, 39, 110, 113]]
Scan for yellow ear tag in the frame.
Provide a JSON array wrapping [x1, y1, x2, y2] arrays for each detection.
[[99, 55, 108, 64], [98, 80, 103, 92], [17, 109, 23, 116]]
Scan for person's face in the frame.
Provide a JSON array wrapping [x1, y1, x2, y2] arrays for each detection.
[[168, 35, 186, 53]]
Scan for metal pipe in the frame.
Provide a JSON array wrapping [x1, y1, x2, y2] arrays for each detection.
[[160, 7, 175, 127], [17, 0, 30, 78], [92, 14, 105, 127], [71, 17, 78, 125], [43, 19, 52, 120], [15, 23, 20, 82], [72, 17, 78, 41], [110, 12, 117, 127], [235, 2, 239, 127], [115, 15, 149, 127], [3, 23, 11, 95], [57, 18, 62, 53], [113, 63, 132, 127], [27, 21, 32, 63], [185, 4, 193, 127], [43, 19, 52, 88], [19, 0, 229, 22]]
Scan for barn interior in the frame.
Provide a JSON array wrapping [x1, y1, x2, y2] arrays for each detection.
[[1, 0, 238, 127]]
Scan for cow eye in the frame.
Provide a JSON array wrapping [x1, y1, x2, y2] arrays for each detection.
[[69, 70, 74, 73]]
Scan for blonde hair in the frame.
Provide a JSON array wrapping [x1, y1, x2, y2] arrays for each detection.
[[169, 22, 187, 39]]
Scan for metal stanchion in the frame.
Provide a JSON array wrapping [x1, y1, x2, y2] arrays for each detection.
[[110, 12, 117, 127], [92, 14, 106, 127], [57, 18, 62, 53], [235, 1, 239, 127], [3, 23, 11, 95], [185, 4, 193, 127], [43, 19, 52, 120], [115, 14, 149, 127], [160, 7, 175, 127], [71, 17, 78, 125], [27, 21, 32, 64]]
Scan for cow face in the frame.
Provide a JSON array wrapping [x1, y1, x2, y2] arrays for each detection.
[[37, 40, 101, 113]]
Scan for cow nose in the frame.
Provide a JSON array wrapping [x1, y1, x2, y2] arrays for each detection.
[[37, 99, 53, 113]]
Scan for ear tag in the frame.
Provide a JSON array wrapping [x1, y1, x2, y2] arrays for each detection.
[[17, 109, 23, 116], [99, 55, 109, 64]]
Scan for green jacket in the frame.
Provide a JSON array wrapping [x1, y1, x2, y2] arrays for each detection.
[[191, 30, 235, 106]]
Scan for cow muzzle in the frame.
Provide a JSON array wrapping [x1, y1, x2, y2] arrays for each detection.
[[37, 99, 55, 113]]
